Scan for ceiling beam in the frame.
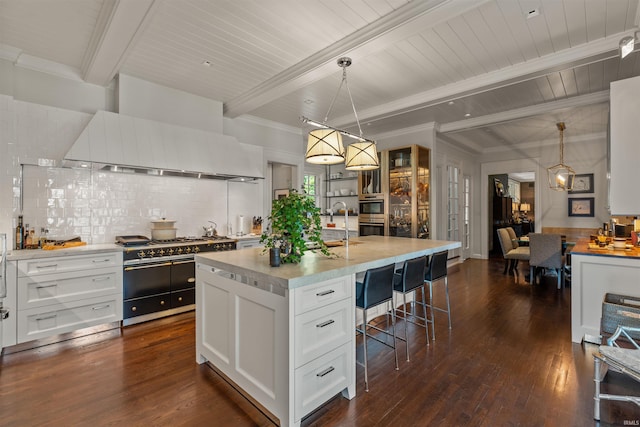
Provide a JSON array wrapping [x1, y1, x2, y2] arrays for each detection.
[[223, 0, 491, 118], [82, 0, 159, 86], [439, 91, 610, 133], [330, 35, 625, 129]]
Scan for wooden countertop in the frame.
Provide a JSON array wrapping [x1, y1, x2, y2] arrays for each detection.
[[195, 235, 461, 290], [570, 239, 640, 259]]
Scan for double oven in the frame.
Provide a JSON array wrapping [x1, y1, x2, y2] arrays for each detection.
[[358, 198, 385, 236], [119, 237, 236, 325]]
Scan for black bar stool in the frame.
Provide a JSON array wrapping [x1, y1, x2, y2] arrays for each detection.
[[393, 255, 429, 361], [423, 250, 450, 340], [355, 263, 398, 392]]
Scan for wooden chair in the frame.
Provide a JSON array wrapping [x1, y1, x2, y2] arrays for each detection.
[[496, 227, 530, 274]]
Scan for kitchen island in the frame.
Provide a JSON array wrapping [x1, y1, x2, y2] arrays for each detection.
[[570, 240, 640, 343], [195, 236, 461, 427]]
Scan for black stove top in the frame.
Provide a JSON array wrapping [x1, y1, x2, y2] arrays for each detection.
[[116, 235, 235, 247], [119, 235, 237, 263]]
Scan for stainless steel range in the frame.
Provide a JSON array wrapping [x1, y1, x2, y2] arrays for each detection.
[[117, 235, 236, 325]]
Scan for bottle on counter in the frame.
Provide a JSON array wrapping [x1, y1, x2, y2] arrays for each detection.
[[15, 215, 24, 250], [25, 225, 32, 248]]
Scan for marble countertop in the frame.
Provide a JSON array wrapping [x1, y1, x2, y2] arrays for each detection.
[[7, 243, 123, 261], [195, 235, 461, 290]]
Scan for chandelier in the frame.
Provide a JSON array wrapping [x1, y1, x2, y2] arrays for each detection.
[[547, 122, 575, 191], [303, 57, 379, 170]]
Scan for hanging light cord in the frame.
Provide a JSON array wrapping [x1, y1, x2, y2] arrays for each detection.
[[321, 58, 364, 138], [557, 122, 566, 164]]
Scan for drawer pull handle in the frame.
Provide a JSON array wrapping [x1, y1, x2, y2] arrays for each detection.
[[160, 300, 166, 305], [316, 319, 335, 328], [92, 276, 111, 282], [92, 259, 111, 263], [36, 264, 58, 269], [316, 366, 335, 378], [316, 289, 335, 297], [35, 314, 57, 321], [178, 297, 183, 302], [187, 277, 196, 283], [36, 283, 58, 289], [132, 307, 137, 312], [92, 305, 110, 310]]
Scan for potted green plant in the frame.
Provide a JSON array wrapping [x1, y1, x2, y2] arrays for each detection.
[[260, 189, 331, 264]]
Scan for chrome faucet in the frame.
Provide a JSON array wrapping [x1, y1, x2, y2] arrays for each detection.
[[332, 201, 349, 243]]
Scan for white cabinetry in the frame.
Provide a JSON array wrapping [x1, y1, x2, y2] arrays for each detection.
[[196, 264, 354, 427], [16, 252, 122, 343], [234, 237, 262, 249], [610, 75, 640, 215]]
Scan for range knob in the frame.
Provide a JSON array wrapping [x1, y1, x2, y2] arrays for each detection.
[[176, 247, 183, 254], [193, 246, 200, 253], [138, 251, 146, 258], [185, 246, 192, 253], [158, 249, 165, 256], [167, 248, 174, 255], [148, 249, 156, 257]]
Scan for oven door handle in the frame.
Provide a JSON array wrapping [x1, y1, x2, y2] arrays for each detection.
[[172, 260, 195, 265], [124, 262, 172, 271]]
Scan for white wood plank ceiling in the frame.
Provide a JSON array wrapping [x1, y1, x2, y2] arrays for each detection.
[[1, 0, 639, 154]]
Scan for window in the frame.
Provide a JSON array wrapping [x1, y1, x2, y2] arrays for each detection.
[[303, 174, 320, 207]]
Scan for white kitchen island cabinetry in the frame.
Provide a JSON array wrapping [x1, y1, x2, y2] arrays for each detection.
[[9, 248, 123, 344], [196, 235, 460, 427]]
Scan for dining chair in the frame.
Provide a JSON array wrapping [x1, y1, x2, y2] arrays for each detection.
[[423, 250, 451, 340], [355, 263, 399, 392], [496, 228, 530, 274], [528, 233, 564, 289], [393, 255, 429, 361]]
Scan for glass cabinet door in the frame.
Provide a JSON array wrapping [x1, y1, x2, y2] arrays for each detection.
[[387, 146, 429, 238]]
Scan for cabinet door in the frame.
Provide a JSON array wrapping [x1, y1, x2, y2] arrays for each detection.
[[610, 76, 640, 215]]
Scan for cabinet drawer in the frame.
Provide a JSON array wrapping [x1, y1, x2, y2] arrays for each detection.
[[18, 252, 121, 277], [295, 342, 352, 419], [171, 288, 195, 308], [124, 294, 170, 318], [17, 295, 122, 343], [294, 276, 352, 315], [295, 298, 352, 367], [18, 267, 121, 310]]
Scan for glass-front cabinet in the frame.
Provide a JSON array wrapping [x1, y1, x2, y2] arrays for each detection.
[[387, 145, 430, 238]]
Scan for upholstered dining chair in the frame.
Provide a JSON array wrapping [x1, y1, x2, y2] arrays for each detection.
[[355, 263, 399, 392], [393, 255, 429, 361], [528, 233, 564, 289], [496, 228, 530, 274]]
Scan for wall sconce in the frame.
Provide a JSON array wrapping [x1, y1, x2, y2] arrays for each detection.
[[620, 31, 638, 59]]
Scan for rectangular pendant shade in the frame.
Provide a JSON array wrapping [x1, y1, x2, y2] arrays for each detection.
[[345, 141, 379, 170], [305, 129, 345, 164]]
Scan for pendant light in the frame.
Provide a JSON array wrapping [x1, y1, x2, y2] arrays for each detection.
[[547, 122, 575, 191], [303, 57, 379, 170]]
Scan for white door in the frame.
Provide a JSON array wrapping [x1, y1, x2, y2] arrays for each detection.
[[462, 175, 471, 260], [447, 165, 461, 259]]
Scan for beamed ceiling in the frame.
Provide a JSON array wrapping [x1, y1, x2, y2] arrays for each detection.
[[1, 0, 639, 153]]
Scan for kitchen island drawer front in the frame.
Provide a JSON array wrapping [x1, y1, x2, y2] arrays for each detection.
[[294, 275, 352, 315], [18, 267, 121, 309], [18, 252, 121, 277], [171, 288, 195, 308], [295, 298, 352, 367], [294, 342, 352, 419], [124, 294, 171, 318], [17, 295, 122, 343]]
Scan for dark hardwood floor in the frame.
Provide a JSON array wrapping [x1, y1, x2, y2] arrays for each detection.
[[1, 257, 639, 426]]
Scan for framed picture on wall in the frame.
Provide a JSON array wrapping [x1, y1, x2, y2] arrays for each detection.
[[568, 197, 594, 217], [274, 189, 290, 200], [568, 173, 594, 194]]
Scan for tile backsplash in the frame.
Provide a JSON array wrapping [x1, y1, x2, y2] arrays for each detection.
[[20, 165, 231, 244]]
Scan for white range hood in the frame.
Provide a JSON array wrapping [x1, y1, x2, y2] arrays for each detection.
[[64, 110, 264, 180]]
